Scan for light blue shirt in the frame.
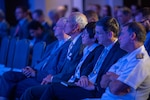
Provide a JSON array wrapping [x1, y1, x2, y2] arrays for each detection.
[[88, 40, 117, 83], [68, 43, 99, 82], [39, 38, 70, 70]]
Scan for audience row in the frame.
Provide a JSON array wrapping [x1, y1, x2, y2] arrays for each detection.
[[0, 5, 150, 100]]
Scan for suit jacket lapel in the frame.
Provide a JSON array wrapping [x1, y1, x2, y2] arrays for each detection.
[[43, 40, 71, 70], [96, 41, 120, 82], [41, 41, 58, 60]]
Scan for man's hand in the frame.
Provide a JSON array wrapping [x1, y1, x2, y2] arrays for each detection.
[[100, 72, 119, 88], [109, 80, 130, 95], [101, 72, 130, 95], [100, 74, 111, 88], [41, 74, 52, 85], [75, 76, 89, 88], [22, 66, 36, 78], [75, 76, 95, 90], [106, 72, 119, 81], [83, 81, 95, 90]]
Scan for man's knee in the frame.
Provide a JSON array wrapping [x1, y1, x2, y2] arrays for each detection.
[[2, 71, 24, 81], [2, 71, 15, 80]]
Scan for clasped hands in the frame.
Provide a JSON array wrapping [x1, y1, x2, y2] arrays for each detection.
[[100, 72, 119, 88], [75, 76, 95, 90], [22, 66, 36, 78]]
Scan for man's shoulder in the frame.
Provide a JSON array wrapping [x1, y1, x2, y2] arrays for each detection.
[[111, 41, 127, 55]]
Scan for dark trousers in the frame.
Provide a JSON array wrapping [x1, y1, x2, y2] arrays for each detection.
[[20, 85, 49, 100], [0, 71, 40, 99], [40, 83, 96, 100], [21, 82, 97, 100]]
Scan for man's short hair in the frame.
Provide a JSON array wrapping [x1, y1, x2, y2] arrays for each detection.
[[69, 12, 88, 31], [83, 10, 99, 22], [16, 6, 28, 13], [119, 7, 131, 17], [33, 9, 44, 17], [96, 16, 119, 37], [28, 20, 43, 30], [123, 22, 146, 43]]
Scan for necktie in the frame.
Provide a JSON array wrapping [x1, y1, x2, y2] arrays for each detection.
[[14, 24, 20, 36], [88, 48, 109, 83], [67, 42, 74, 60]]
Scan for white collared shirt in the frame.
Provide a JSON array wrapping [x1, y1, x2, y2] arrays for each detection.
[[71, 34, 81, 45], [101, 45, 150, 100], [67, 34, 81, 60]]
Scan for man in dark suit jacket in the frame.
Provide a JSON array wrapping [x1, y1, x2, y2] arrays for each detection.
[[0, 9, 9, 38], [39, 12, 88, 85], [28, 20, 56, 46], [23, 16, 127, 100], [31, 9, 56, 43], [0, 17, 70, 100], [13, 6, 31, 39], [32, 9, 51, 31]]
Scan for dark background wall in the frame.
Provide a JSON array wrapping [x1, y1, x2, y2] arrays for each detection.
[[124, 0, 150, 7], [0, 0, 150, 26], [4, 0, 29, 26]]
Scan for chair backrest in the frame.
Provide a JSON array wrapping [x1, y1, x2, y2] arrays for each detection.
[[31, 41, 46, 67], [6, 37, 17, 67], [12, 39, 30, 69], [0, 37, 10, 65]]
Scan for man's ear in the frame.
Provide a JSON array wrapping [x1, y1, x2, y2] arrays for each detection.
[[89, 17, 97, 22], [108, 31, 113, 39], [72, 24, 80, 33], [145, 20, 150, 28], [131, 32, 136, 40]]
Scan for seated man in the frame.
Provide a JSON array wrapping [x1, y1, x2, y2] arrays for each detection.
[[0, 17, 70, 100], [117, 7, 132, 28], [32, 9, 51, 31], [83, 10, 99, 23], [135, 7, 150, 55], [28, 20, 56, 47], [100, 22, 150, 100], [13, 6, 31, 39], [20, 16, 127, 100], [39, 12, 88, 84]]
